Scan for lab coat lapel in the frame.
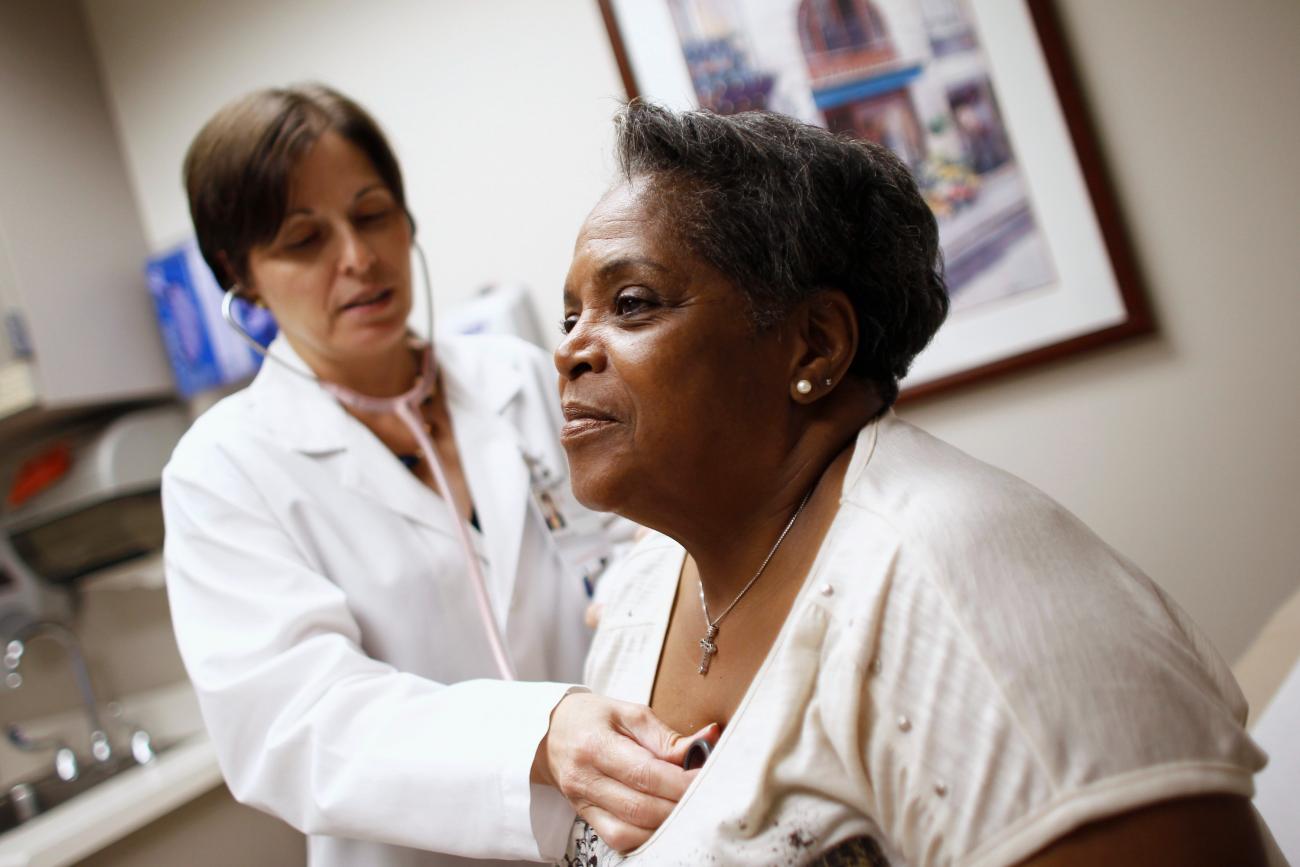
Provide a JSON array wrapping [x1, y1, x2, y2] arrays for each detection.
[[440, 338, 529, 616], [451, 405, 527, 616], [247, 336, 348, 454], [335, 414, 461, 536], [250, 336, 458, 537]]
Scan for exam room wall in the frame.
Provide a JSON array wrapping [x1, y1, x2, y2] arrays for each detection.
[[80, 0, 1300, 665]]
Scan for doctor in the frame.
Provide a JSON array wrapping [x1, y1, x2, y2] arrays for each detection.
[[162, 85, 702, 867]]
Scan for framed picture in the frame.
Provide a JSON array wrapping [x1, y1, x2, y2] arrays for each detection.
[[596, 0, 1153, 399]]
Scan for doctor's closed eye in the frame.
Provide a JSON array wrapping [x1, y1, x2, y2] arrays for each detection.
[[353, 207, 393, 226], [280, 223, 321, 251], [352, 193, 397, 225]]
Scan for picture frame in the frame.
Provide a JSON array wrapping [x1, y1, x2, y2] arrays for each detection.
[[596, 0, 1153, 399]]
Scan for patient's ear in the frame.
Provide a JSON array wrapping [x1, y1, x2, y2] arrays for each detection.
[[788, 290, 858, 403]]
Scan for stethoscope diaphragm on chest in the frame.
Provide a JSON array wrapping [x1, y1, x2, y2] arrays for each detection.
[[683, 737, 712, 770]]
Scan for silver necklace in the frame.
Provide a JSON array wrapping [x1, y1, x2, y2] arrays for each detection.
[[696, 487, 814, 675]]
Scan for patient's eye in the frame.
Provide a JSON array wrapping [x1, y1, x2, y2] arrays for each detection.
[[560, 313, 579, 335], [614, 289, 656, 317]]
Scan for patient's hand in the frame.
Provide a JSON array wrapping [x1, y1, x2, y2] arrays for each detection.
[[532, 692, 720, 852]]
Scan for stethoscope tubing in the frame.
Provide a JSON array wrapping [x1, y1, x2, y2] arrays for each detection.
[[220, 242, 518, 681]]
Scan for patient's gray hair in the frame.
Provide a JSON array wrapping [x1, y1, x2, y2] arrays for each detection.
[[613, 100, 949, 408]]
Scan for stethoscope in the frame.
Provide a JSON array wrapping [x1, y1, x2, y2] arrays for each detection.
[[221, 242, 517, 681]]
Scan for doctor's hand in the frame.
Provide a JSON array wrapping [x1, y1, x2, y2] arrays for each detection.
[[532, 692, 719, 853]]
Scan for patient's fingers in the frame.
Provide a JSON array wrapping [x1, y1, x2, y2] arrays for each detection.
[[593, 724, 698, 801], [657, 721, 721, 768], [616, 704, 721, 767], [574, 771, 679, 833], [535, 693, 698, 838]]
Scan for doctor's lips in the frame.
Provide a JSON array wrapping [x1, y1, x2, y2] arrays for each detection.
[[561, 401, 619, 440], [338, 286, 396, 314]]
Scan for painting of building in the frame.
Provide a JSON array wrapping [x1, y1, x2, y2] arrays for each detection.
[[663, 0, 1056, 311]]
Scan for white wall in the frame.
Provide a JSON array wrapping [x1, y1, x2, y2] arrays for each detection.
[[82, 0, 1300, 662], [80, 0, 627, 320]]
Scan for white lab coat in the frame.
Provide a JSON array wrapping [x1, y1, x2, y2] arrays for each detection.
[[162, 333, 618, 867]]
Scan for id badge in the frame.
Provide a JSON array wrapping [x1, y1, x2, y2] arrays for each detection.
[[524, 453, 614, 595]]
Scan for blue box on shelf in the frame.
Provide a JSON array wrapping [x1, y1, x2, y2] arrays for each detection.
[[145, 239, 277, 397]]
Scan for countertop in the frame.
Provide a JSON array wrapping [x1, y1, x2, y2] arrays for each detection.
[[0, 680, 223, 867], [0, 734, 222, 867]]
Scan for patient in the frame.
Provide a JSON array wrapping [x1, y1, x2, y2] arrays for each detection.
[[553, 102, 1270, 866]]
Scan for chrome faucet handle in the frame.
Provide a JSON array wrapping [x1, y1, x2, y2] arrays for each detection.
[[6, 724, 80, 782], [106, 702, 154, 765], [55, 745, 79, 781], [7, 722, 56, 752], [130, 729, 154, 764], [4, 620, 112, 763], [89, 729, 112, 763], [4, 639, 24, 689], [8, 783, 37, 822]]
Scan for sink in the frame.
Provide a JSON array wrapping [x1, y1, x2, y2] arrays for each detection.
[[0, 743, 170, 835]]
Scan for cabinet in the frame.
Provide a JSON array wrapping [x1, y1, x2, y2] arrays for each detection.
[[0, 229, 38, 419], [0, 0, 172, 429]]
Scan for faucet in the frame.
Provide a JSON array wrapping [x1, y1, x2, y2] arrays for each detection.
[[3, 619, 113, 764], [6, 724, 79, 781]]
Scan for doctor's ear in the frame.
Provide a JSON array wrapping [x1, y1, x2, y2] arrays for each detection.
[[217, 251, 266, 307], [229, 285, 266, 308], [216, 251, 248, 298]]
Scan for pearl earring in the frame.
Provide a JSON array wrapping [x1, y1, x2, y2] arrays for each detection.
[[795, 379, 813, 395]]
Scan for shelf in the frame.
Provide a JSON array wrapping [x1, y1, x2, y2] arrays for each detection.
[[0, 361, 36, 421]]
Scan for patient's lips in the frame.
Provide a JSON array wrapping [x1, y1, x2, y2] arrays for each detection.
[[561, 401, 618, 441]]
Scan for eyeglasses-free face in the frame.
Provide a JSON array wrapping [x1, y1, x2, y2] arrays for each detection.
[[556, 180, 798, 531], [244, 131, 413, 379]]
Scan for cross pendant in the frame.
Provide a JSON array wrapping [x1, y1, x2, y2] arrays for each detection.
[[698, 624, 720, 675]]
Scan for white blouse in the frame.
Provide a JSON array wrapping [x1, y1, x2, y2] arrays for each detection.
[[563, 413, 1265, 867]]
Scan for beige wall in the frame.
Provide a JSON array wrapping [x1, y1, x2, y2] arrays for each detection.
[[81, 0, 1300, 664], [903, 0, 1300, 662]]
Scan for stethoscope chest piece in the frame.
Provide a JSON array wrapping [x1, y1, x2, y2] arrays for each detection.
[[683, 737, 712, 770]]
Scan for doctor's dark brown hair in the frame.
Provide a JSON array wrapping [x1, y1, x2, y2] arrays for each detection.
[[613, 101, 949, 409], [183, 84, 409, 291]]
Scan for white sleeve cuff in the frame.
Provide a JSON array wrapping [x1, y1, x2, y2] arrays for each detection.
[[500, 683, 591, 860]]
